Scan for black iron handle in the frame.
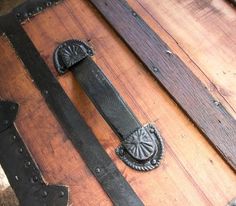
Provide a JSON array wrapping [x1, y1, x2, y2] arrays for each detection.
[[53, 40, 164, 171]]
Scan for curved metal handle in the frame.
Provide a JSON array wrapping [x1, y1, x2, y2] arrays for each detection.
[[53, 40, 164, 171]]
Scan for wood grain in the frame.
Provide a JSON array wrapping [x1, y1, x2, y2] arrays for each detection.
[[127, 0, 236, 114], [1, 0, 233, 205], [85, 0, 236, 171], [0, 37, 111, 206]]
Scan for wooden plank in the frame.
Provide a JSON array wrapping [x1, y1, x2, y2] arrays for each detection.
[[88, 0, 236, 170], [19, 0, 236, 205], [0, 36, 112, 206], [128, 0, 236, 115]]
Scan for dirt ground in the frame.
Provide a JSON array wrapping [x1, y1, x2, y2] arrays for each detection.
[[0, 166, 18, 206]]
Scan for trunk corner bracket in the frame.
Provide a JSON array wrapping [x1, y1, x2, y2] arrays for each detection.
[[0, 100, 69, 206]]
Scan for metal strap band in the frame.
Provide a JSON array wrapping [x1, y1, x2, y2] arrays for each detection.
[[0, 101, 69, 206], [0, 14, 143, 206], [73, 57, 141, 140]]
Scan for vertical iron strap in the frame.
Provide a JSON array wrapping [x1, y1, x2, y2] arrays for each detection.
[[0, 13, 143, 206]]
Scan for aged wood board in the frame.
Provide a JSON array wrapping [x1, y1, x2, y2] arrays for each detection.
[[0, 0, 235, 205]]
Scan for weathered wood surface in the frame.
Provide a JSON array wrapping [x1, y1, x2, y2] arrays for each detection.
[[0, 0, 236, 205], [127, 0, 236, 114], [88, 0, 236, 171]]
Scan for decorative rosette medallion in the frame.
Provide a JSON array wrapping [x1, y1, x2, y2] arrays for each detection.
[[53, 39, 93, 74], [116, 124, 164, 171]]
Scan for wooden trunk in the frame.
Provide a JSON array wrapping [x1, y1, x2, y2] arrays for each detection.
[[0, 0, 236, 205]]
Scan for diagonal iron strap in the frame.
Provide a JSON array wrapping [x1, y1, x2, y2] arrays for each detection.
[[0, 13, 144, 206], [0, 101, 69, 206], [53, 39, 164, 171], [89, 0, 236, 171]]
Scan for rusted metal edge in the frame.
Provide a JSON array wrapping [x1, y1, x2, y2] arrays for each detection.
[[88, 0, 236, 171], [10, 0, 62, 23], [0, 100, 69, 206]]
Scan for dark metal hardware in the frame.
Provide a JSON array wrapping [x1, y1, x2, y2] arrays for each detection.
[[53, 40, 164, 171], [0, 14, 143, 206], [13, 0, 62, 23], [0, 100, 69, 206]]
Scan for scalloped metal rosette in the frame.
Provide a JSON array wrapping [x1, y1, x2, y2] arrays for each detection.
[[53, 39, 93, 74], [116, 124, 164, 171]]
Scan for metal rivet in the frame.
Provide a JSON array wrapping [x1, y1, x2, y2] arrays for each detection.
[[42, 190, 48, 198], [10, 105, 16, 110], [149, 128, 155, 133], [25, 161, 31, 167], [59, 191, 65, 197], [119, 148, 124, 156], [28, 12, 32, 16], [16, 13, 21, 17], [132, 11, 137, 17], [153, 67, 159, 73], [37, 6, 43, 11], [31, 176, 38, 183], [15, 176, 19, 181], [12, 135, 17, 140], [44, 90, 49, 95], [18, 148, 23, 153], [151, 159, 157, 165], [214, 100, 220, 106], [46, 2, 52, 6], [95, 167, 101, 174], [166, 50, 172, 55], [87, 49, 93, 55]]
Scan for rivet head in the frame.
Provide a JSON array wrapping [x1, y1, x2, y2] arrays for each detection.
[[95, 167, 101, 174], [153, 67, 159, 73], [42, 190, 48, 198], [149, 128, 155, 133], [16, 12, 21, 17], [166, 50, 172, 55], [119, 148, 124, 156], [132, 11, 137, 16], [59, 191, 65, 197], [15, 176, 19, 181], [37, 6, 43, 12], [18, 148, 23, 153], [4, 120, 9, 125], [25, 161, 31, 167], [151, 159, 157, 165], [44, 90, 49, 95], [10, 105, 16, 110], [12, 135, 17, 140], [214, 100, 220, 106], [31, 176, 38, 183]]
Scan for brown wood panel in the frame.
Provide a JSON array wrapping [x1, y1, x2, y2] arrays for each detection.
[[87, 0, 236, 171], [8, 0, 236, 205], [127, 0, 236, 115], [22, 0, 236, 171], [0, 37, 111, 206]]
